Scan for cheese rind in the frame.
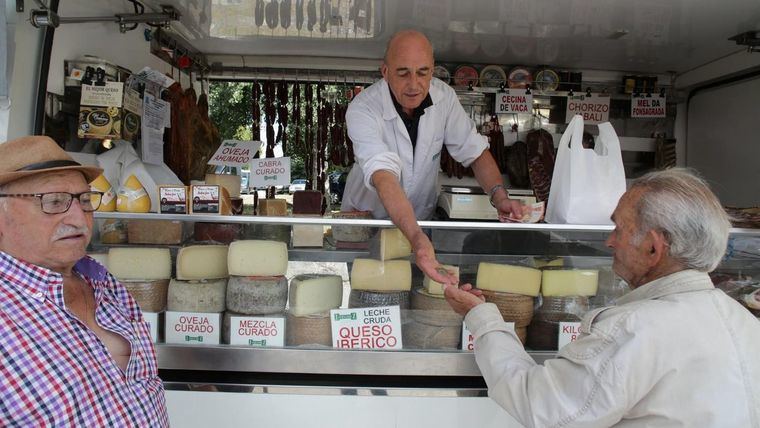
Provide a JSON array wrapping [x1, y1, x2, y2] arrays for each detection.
[[176, 245, 229, 280], [423, 265, 459, 295], [476, 263, 541, 296], [288, 274, 343, 316], [122, 279, 169, 312], [228, 240, 288, 276], [371, 228, 412, 260], [226, 275, 288, 315], [350, 259, 412, 291], [332, 211, 374, 242], [541, 269, 599, 296], [108, 247, 171, 280], [411, 288, 463, 327], [348, 290, 411, 309], [286, 313, 332, 346], [127, 219, 183, 244], [167, 279, 227, 312], [292, 190, 323, 215], [403, 320, 460, 350]]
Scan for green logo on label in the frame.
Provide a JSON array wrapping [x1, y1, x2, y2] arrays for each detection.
[[334, 313, 357, 321], [185, 335, 204, 342], [264, 175, 277, 181], [249, 339, 267, 346]]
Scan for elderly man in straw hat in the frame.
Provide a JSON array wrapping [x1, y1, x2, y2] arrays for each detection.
[[445, 168, 760, 427], [0, 136, 168, 426]]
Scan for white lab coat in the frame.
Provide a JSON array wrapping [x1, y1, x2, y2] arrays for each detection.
[[465, 269, 760, 428], [341, 78, 488, 220]]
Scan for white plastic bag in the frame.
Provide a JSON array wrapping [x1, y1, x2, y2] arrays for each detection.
[[545, 115, 626, 224]]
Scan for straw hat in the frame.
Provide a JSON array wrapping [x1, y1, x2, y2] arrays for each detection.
[[0, 136, 102, 186]]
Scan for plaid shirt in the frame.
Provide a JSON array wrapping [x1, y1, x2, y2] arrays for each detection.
[[0, 251, 169, 427]]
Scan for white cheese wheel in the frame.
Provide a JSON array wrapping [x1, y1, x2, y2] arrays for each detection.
[[350, 259, 411, 291], [348, 290, 411, 309], [286, 313, 332, 347], [176, 245, 229, 280], [288, 274, 343, 316], [122, 279, 169, 312], [423, 265, 459, 295], [108, 247, 171, 280], [127, 219, 183, 245], [403, 319, 461, 350], [228, 240, 288, 277], [476, 263, 541, 296], [541, 269, 599, 297], [226, 275, 288, 315], [410, 288, 463, 327], [167, 278, 227, 312], [370, 228, 412, 260]]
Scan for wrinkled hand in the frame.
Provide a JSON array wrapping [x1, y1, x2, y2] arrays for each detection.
[[411, 233, 457, 286], [495, 197, 524, 222], [444, 283, 485, 316]]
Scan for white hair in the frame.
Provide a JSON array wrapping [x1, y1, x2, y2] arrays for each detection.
[[630, 168, 731, 272]]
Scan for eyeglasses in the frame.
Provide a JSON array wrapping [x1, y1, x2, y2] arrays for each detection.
[[0, 191, 103, 214]]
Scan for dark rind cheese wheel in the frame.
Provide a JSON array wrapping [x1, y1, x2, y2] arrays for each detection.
[[167, 278, 227, 313], [348, 290, 410, 309], [403, 319, 461, 349], [122, 279, 169, 312], [242, 223, 291, 244], [332, 211, 375, 242], [410, 288, 463, 327], [481, 289, 534, 327], [286, 312, 332, 347], [226, 275, 288, 315], [194, 222, 243, 244]]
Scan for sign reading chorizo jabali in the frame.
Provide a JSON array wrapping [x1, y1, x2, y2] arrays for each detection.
[[330, 306, 403, 349], [565, 94, 610, 124]]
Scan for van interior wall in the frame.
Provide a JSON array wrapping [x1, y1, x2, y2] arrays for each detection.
[[686, 75, 760, 207]]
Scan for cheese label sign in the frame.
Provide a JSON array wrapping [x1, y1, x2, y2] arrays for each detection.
[[143, 311, 160, 343], [250, 157, 291, 188], [81, 81, 124, 108], [208, 140, 260, 167], [495, 89, 533, 114], [159, 186, 188, 214], [229, 316, 285, 347], [165, 311, 221, 345], [558, 321, 582, 349], [631, 95, 666, 118], [565, 94, 610, 124], [462, 321, 515, 351], [330, 305, 402, 350]]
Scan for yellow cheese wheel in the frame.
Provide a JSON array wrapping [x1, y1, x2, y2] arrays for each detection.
[[116, 174, 151, 213], [90, 174, 116, 212]]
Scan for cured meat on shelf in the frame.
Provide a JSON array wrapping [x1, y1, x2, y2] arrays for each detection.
[[482, 116, 507, 173], [526, 129, 556, 203], [505, 140, 530, 189]]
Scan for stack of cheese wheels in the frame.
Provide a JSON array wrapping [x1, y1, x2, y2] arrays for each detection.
[[332, 211, 374, 244], [243, 199, 291, 244], [286, 273, 342, 346], [527, 269, 597, 350], [476, 262, 542, 344], [108, 247, 171, 312], [168, 245, 229, 313], [406, 265, 463, 349], [226, 240, 289, 315], [127, 219, 184, 245]]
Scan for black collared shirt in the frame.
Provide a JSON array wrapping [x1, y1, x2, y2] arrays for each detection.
[[389, 88, 433, 149]]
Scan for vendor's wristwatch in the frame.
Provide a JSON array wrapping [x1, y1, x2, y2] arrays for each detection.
[[488, 184, 509, 207]]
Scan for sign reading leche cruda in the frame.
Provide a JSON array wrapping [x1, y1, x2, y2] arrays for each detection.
[[330, 305, 402, 350]]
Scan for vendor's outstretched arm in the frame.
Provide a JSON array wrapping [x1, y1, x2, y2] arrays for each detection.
[[372, 170, 457, 285], [470, 150, 524, 221]]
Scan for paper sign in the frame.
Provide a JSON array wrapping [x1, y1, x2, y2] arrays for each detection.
[[495, 89, 533, 114], [229, 316, 285, 347], [565, 94, 610, 124], [80, 82, 124, 107], [165, 311, 221, 345], [558, 321, 582, 349], [631, 95, 666, 118], [250, 157, 291, 188], [331, 305, 402, 350], [208, 140, 260, 168], [143, 311, 160, 343], [462, 321, 515, 351]]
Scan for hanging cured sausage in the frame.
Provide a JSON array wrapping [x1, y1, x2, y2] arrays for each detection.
[[251, 80, 261, 141], [292, 82, 301, 151], [526, 129, 556, 203], [276, 81, 289, 154], [262, 81, 277, 158]]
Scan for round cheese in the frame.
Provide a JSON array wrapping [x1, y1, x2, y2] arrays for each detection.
[[226, 275, 288, 315], [541, 269, 599, 297], [348, 289, 410, 309], [286, 313, 332, 347], [371, 228, 412, 261], [410, 288, 463, 327], [288, 274, 343, 316], [228, 240, 288, 277], [122, 279, 169, 312], [90, 174, 116, 212], [331, 211, 375, 242], [515, 326, 527, 345], [242, 223, 291, 244], [350, 259, 412, 291], [476, 263, 542, 296], [176, 245, 229, 281], [167, 278, 227, 312], [403, 319, 461, 350], [116, 174, 151, 213], [480, 289, 534, 327], [194, 222, 242, 244], [108, 247, 172, 281]]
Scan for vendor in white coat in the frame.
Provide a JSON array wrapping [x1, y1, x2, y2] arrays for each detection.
[[342, 30, 523, 284], [445, 168, 760, 427]]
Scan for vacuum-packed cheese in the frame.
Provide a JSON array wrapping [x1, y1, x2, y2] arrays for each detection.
[[122, 279, 169, 312], [176, 245, 229, 280], [541, 269, 599, 296], [228, 240, 288, 276], [350, 259, 411, 291], [476, 263, 541, 296], [288, 274, 343, 316], [423, 265, 459, 295], [226, 275, 288, 315], [167, 278, 227, 312], [108, 247, 171, 280]]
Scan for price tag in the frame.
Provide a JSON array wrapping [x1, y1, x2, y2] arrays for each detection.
[[631, 95, 666, 118], [558, 321, 582, 349], [165, 311, 221, 345], [565, 94, 610, 124], [495, 89, 533, 114], [330, 306, 402, 350], [229, 316, 285, 347], [461, 321, 515, 351]]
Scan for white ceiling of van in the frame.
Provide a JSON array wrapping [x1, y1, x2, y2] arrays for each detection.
[[137, 0, 760, 74]]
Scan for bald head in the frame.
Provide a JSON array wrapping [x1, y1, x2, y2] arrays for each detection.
[[381, 30, 435, 115]]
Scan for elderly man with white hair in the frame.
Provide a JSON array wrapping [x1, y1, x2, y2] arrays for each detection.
[[445, 168, 760, 427], [0, 136, 168, 426]]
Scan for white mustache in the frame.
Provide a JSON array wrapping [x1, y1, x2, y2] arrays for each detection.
[[52, 224, 89, 240]]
